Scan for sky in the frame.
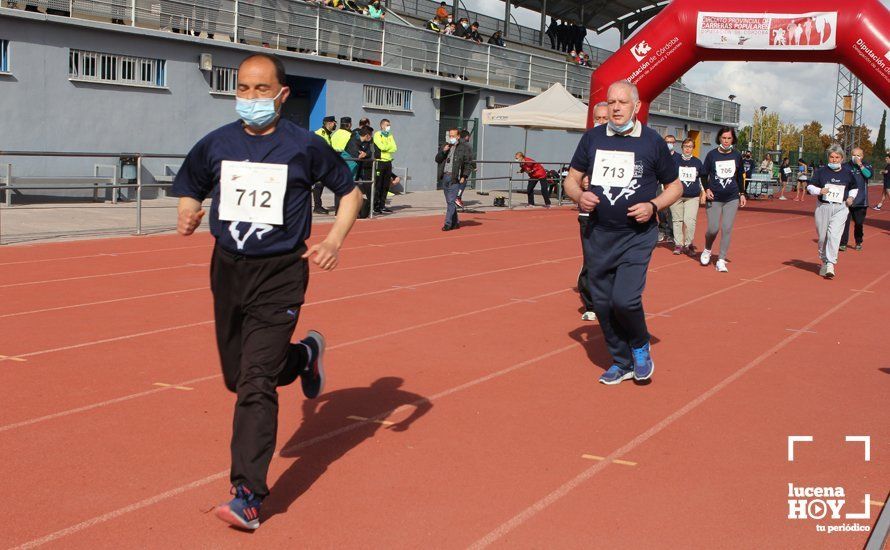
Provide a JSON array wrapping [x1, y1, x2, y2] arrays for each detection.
[[463, 0, 889, 139]]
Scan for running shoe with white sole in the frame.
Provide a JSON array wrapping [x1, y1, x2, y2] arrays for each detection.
[[715, 259, 728, 272], [631, 342, 654, 381], [819, 263, 828, 277], [825, 263, 835, 279], [299, 330, 326, 399], [215, 485, 262, 530], [599, 365, 634, 385], [700, 249, 712, 266]]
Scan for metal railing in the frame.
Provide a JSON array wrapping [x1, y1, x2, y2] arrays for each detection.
[[472, 159, 570, 209], [649, 85, 741, 126], [3, 0, 595, 99], [0, 151, 185, 244]]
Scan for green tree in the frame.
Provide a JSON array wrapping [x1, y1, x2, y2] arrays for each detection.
[[752, 111, 780, 156], [873, 110, 886, 166], [737, 125, 752, 150]]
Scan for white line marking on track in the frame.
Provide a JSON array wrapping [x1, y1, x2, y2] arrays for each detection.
[[7, 262, 812, 546], [0, 287, 208, 319], [0, 264, 206, 289], [467, 269, 890, 549]]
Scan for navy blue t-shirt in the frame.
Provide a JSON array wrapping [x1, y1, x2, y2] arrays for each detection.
[[569, 124, 678, 231], [703, 149, 743, 203], [172, 120, 355, 256], [675, 155, 704, 197], [810, 165, 855, 205]]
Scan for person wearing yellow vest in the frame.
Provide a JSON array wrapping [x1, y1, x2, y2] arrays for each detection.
[[373, 119, 397, 213], [330, 117, 356, 214], [312, 116, 337, 214]]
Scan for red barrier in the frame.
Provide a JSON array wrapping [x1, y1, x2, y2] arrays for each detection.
[[588, 0, 890, 127]]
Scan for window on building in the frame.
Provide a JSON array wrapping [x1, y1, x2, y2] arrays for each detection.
[[651, 125, 667, 137], [675, 127, 685, 139], [702, 131, 712, 145], [363, 85, 413, 112], [68, 49, 166, 88], [0, 40, 9, 73], [210, 66, 238, 95]]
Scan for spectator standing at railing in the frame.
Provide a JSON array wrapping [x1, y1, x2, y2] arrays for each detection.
[[557, 20, 569, 52], [515, 152, 551, 208], [572, 22, 586, 54], [444, 22, 457, 35], [345, 126, 373, 180], [427, 18, 443, 32], [435, 1, 449, 22], [488, 30, 505, 47], [465, 22, 483, 44], [331, 117, 353, 154], [546, 18, 559, 50], [454, 17, 470, 38], [368, 0, 384, 19], [173, 53, 362, 531], [373, 119, 397, 213], [436, 128, 474, 231]]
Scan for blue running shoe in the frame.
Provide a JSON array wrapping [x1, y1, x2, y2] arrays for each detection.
[[632, 342, 654, 381], [599, 364, 634, 385], [299, 330, 326, 399], [215, 485, 262, 530]]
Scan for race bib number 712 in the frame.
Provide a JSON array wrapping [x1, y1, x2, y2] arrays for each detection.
[[218, 160, 288, 225]]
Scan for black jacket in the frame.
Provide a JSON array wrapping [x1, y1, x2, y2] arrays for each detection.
[[435, 141, 474, 181], [847, 160, 872, 208]]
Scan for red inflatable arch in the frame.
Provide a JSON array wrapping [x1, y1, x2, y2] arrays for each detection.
[[588, 0, 890, 127]]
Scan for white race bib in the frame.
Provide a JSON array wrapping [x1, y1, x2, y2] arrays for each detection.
[[824, 184, 845, 204], [218, 160, 288, 225], [715, 160, 736, 179], [783, 167, 791, 175], [591, 150, 635, 188], [679, 166, 698, 184]]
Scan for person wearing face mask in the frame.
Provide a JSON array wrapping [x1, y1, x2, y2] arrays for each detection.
[[670, 137, 705, 256], [436, 128, 473, 231], [808, 144, 857, 278], [373, 119, 397, 213], [574, 101, 609, 323], [701, 127, 747, 273], [839, 147, 871, 251], [741, 151, 754, 196], [563, 81, 681, 386], [454, 18, 470, 38], [312, 115, 338, 214], [172, 54, 362, 531]]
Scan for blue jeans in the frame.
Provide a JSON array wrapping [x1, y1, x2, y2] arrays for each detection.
[[442, 174, 459, 228]]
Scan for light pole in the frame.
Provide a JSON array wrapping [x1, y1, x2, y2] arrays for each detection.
[[758, 105, 767, 161]]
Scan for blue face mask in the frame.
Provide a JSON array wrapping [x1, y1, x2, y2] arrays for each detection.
[[236, 89, 283, 130], [828, 162, 841, 170], [448, 137, 458, 145], [608, 118, 634, 134]]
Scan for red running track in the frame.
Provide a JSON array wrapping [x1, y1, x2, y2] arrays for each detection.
[[1, 195, 888, 549]]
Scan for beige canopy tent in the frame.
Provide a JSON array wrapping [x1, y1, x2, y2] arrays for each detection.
[[481, 82, 589, 153], [478, 83, 589, 196]]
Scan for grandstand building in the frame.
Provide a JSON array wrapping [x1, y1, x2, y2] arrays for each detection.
[[0, 0, 739, 193]]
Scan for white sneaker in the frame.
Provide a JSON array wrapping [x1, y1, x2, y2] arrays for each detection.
[[700, 249, 711, 266], [819, 263, 828, 277], [581, 311, 597, 321], [715, 259, 729, 272], [825, 263, 835, 279], [778, 196, 788, 200]]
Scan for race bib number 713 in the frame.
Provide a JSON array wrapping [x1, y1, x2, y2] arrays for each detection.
[[591, 150, 635, 188], [218, 160, 288, 225]]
